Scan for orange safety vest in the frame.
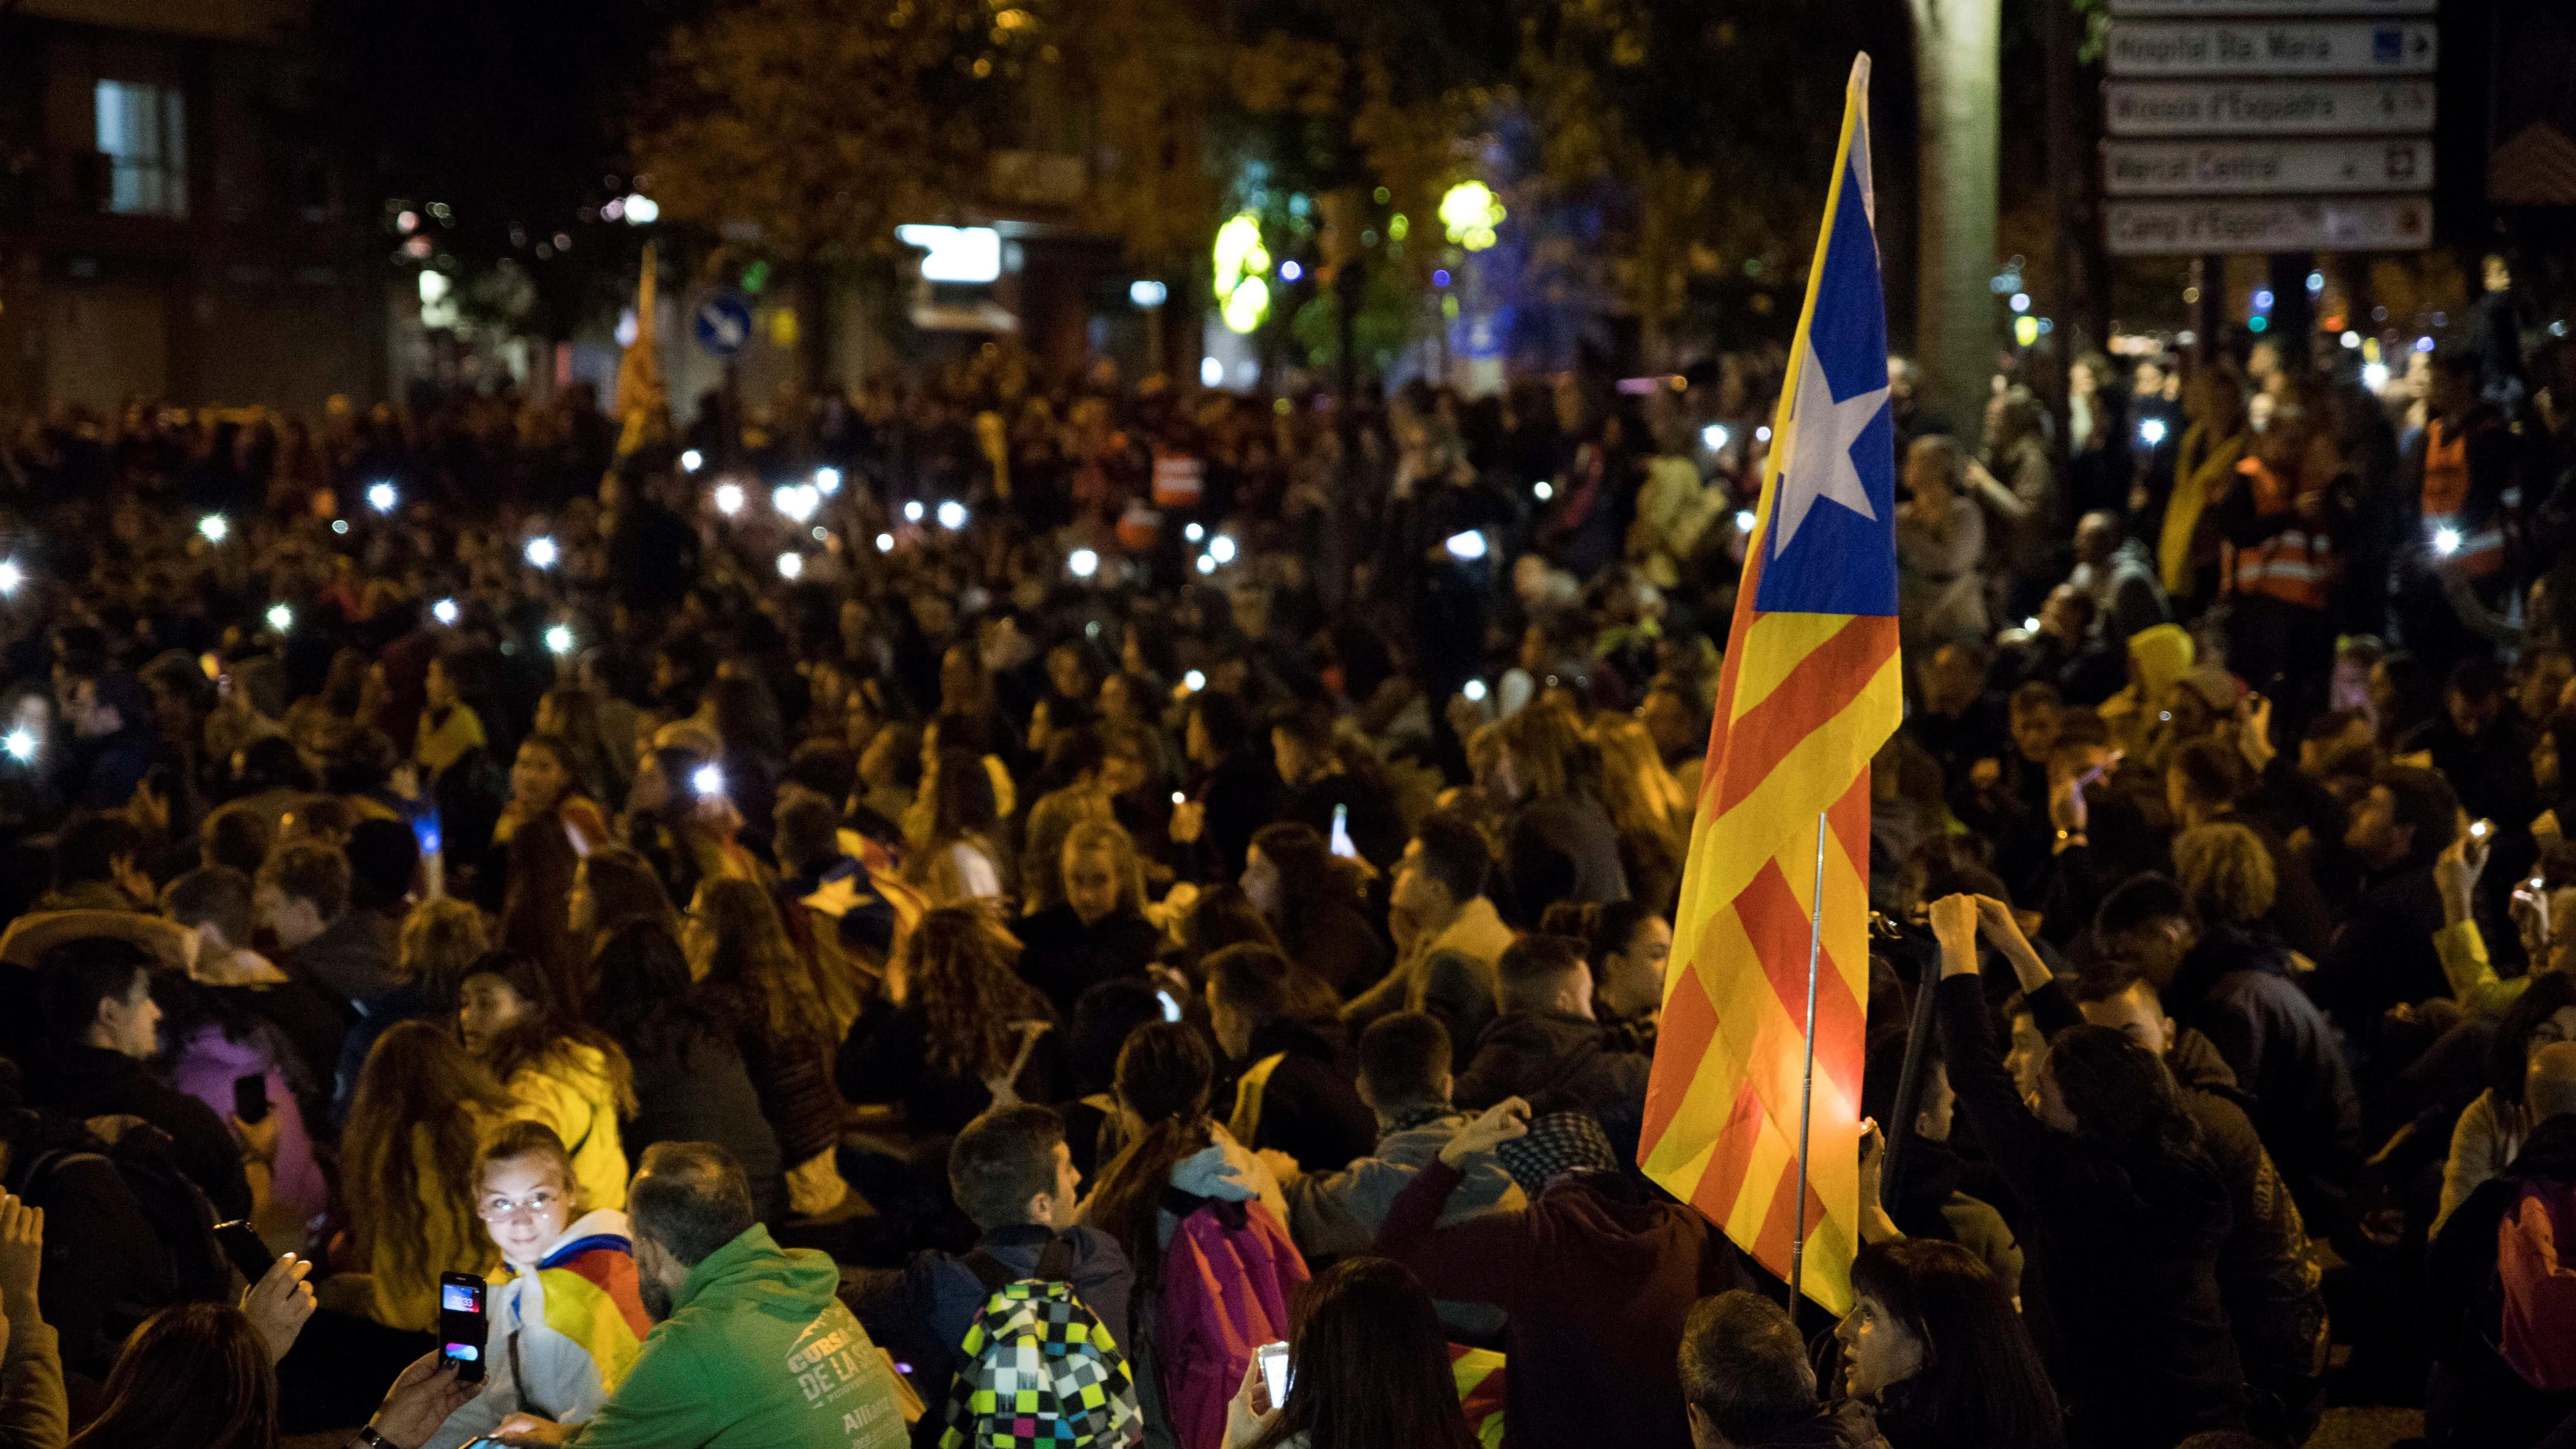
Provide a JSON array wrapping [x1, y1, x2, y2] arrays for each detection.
[[2229, 457, 2334, 610], [2421, 419, 2504, 578]]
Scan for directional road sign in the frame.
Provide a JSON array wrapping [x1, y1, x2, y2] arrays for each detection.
[[2108, 0, 2432, 14], [693, 292, 753, 358], [2104, 136, 2433, 195], [2105, 21, 2438, 77], [2106, 194, 2432, 254], [2104, 78, 2436, 136]]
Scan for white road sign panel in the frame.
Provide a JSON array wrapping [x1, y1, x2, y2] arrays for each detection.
[[2104, 78, 2436, 136], [2105, 137, 2433, 195], [2109, 0, 2432, 14], [2105, 21, 2437, 76], [2107, 194, 2430, 254]]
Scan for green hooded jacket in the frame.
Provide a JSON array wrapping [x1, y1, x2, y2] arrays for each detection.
[[564, 1224, 907, 1449]]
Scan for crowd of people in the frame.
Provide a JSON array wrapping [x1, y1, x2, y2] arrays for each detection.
[[0, 289, 2569, 1449]]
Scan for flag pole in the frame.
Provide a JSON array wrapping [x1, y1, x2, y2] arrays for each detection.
[[1788, 807, 1830, 1307]]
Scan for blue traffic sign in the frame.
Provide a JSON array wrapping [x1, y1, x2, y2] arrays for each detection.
[[693, 292, 753, 358]]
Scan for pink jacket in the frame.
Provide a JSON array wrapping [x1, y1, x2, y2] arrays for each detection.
[[170, 1024, 329, 1225], [1157, 1197, 1307, 1449]]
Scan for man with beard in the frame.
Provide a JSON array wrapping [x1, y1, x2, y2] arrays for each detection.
[[492, 1142, 909, 1448]]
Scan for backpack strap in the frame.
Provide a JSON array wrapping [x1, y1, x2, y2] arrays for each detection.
[[959, 1234, 1077, 1298], [1226, 1053, 1289, 1148], [958, 1250, 1017, 1297]]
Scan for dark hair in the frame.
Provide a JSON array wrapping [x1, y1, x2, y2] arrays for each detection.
[[580, 846, 679, 941], [1409, 812, 1491, 904], [585, 919, 703, 1063], [55, 813, 142, 888], [161, 866, 254, 947], [37, 937, 152, 1042], [1358, 1012, 1451, 1107], [235, 736, 313, 795], [2045, 1023, 2202, 1163], [1495, 934, 1589, 1013], [708, 674, 787, 761], [1243, 1257, 1476, 1449], [1205, 942, 1296, 1025], [256, 840, 349, 921], [2008, 681, 2063, 713], [65, 1302, 275, 1449], [1182, 883, 1284, 968], [2448, 656, 2510, 703], [1248, 822, 1367, 964], [2372, 763, 2460, 862], [773, 793, 841, 874], [630, 1140, 756, 1267], [785, 739, 859, 807], [1677, 1290, 1816, 1443], [1067, 979, 1167, 1096], [1540, 900, 1653, 973], [344, 817, 421, 911], [2093, 873, 2196, 944], [925, 746, 999, 841], [894, 904, 1052, 1078], [1086, 1022, 1214, 1288], [1188, 691, 1256, 758], [2167, 737, 2250, 810], [1849, 1239, 2065, 1449], [201, 807, 274, 876], [950, 1103, 1068, 1229], [2493, 972, 2576, 1107]]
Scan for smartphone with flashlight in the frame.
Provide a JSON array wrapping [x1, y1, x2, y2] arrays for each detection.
[[1255, 1341, 1291, 1409], [438, 1273, 490, 1383], [1328, 803, 1357, 861], [1156, 989, 1183, 1023], [2471, 819, 2496, 843]]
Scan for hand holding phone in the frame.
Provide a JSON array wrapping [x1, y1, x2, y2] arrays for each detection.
[[1255, 1341, 1291, 1410]]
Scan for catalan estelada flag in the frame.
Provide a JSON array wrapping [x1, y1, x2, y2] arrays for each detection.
[[1638, 54, 1901, 1315]]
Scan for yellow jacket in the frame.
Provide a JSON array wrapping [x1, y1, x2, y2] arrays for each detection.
[[507, 1041, 630, 1213]]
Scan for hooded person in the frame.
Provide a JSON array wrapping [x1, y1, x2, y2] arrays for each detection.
[[2100, 623, 2194, 765]]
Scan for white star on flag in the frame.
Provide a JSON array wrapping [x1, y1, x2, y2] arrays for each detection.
[[1771, 339, 1888, 557]]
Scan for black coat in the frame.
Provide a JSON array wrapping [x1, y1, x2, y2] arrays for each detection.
[[840, 999, 1064, 1140], [1013, 904, 1160, 1021], [1226, 1017, 1376, 1174], [624, 1025, 786, 1223], [1456, 1010, 1651, 1164], [27, 1041, 251, 1222], [2166, 923, 2363, 1234], [1505, 790, 1630, 921], [2031, 981, 2324, 1439], [1939, 974, 2246, 1449]]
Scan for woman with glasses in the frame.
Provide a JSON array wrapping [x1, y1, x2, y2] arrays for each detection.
[[417, 1120, 651, 1449]]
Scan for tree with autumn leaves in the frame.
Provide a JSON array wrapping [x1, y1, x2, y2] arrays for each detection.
[[631, 0, 1943, 384]]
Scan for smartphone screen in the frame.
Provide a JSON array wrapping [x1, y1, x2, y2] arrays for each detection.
[[438, 1274, 490, 1383], [1156, 990, 1183, 1023], [1256, 1341, 1291, 1407]]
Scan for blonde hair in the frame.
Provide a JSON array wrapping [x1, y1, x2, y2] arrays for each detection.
[[1498, 698, 1597, 802], [1060, 819, 1146, 915], [2173, 822, 2277, 926], [401, 897, 490, 1005]]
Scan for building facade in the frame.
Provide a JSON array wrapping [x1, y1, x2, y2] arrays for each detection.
[[0, 0, 384, 418]]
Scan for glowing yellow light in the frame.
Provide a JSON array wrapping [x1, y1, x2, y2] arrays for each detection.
[[1388, 214, 1409, 242], [1439, 181, 1506, 251], [2013, 314, 2040, 348], [1222, 276, 1271, 334], [1212, 213, 1262, 294]]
